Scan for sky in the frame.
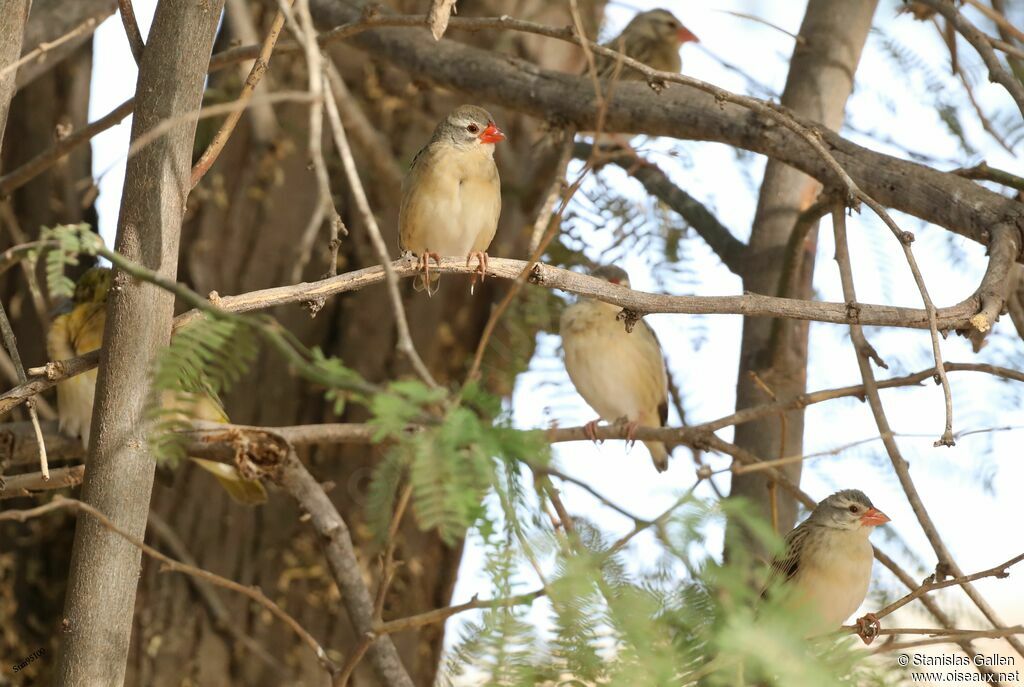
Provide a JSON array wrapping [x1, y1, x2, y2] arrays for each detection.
[[88, 0, 1023, 683]]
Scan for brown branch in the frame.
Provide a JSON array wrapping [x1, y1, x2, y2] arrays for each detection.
[[865, 552, 1024, 624], [872, 626, 1024, 654], [117, 0, 146, 65], [0, 12, 102, 81], [0, 97, 136, 196], [954, 162, 1024, 193], [831, 203, 1024, 658], [0, 465, 82, 498], [8, 359, 1024, 467], [0, 300, 48, 480], [190, 2, 291, 188], [963, 0, 1024, 42], [915, 0, 1024, 118], [321, 64, 437, 388], [0, 9, 1018, 251], [0, 497, 338, 676], [373, 589, 546, 636], [277, 448, 414, 687]]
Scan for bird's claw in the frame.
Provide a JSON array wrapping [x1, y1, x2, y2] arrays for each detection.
[[584, 419, 601, 444], [417, 252, 442, 297], [855, 612, 881, 645], [467, 251, 488, 295]]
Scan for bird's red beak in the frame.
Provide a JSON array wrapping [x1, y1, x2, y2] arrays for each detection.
[[479, 122, 505, 144], [677, 26, 699, 44], [860, 507, 890, 527]]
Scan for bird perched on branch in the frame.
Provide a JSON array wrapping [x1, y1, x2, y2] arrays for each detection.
[[47, 267, 266, 505], [560, 265, 674, 472], [764, 489, 890, 641], [595, 8, 699, 80], [399, 105, 505, 296]]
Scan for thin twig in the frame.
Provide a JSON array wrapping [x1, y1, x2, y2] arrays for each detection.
[[0, 15, 102, 80], [831, 202, 1024, 658], [0, 498, 339, 676], [373, 588, 546, 635], [117, 0, 146, 65], [915, 0, 1024, 118], [866, 552, 1024, 623], [321, 64, 438, 389], [191, 1, 292, 188], [373, 484, 412, 621], [872, 626, 1024, 654], [0, 300, 48, 480]]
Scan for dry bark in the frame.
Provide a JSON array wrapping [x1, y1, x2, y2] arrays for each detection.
[[53, 1, 226, 685], [726, 0, 878, 548]]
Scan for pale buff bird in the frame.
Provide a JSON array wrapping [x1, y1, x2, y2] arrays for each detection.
[[399, 105, 504, 295], [765, 489, 890, 640], [595, 8, 699, 80], [560, 265, 674, 472], [47, 267, 266, 505]]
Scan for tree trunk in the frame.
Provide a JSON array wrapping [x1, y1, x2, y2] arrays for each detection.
[[726, 0, 878, 549], [129, 2, 603, 685], [0, 35, 95, 685], [55, 2, 226, 685]]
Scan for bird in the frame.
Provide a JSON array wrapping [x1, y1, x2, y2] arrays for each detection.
[[46, 267, 267, 505], [594, 8, 699, 80], [764, 489, 890, 641], [399, 104, 504, 296], [560, 265, 674, 472]]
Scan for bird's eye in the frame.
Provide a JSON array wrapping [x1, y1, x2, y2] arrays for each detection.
[[467, 123, 480, 134], [849, 505, 860, 513], [667, 20, 678, 29]]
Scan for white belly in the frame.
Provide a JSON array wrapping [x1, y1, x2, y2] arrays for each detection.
[[791, 531, 874, 630], [561, 301, 666, 423]]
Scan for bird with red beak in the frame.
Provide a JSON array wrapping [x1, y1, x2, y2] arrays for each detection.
[[596, 8, 699, 79], [764, 489, 891, 642], [399, 105, 505, 295]]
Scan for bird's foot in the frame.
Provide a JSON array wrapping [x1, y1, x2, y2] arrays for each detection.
[[612, 418, 639, 447], [583, 419, 602, 444], [466, 251, 488, 295], [855, 612, 881, 645], [417, 252, 442, 296]]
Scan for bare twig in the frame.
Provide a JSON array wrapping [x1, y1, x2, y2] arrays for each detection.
[[915, 0, 1024, 118], [872, 626, 1024, 654], [831, 202, 1024, 658], [277, 448, 414, 687], [0, 300, 48, 480], [191, 1, 292, 188], [117, 0, 146, 65], [0, 498, 338, 676], [373, 588, 545, 636], [954, 162, 1024, 192], [322, 64, 437, 389], [0, 14, 101, 80], [0, 465, 82, 498], [866, 552, 1024, 624]]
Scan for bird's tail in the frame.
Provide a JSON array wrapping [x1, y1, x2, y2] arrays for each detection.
[[644, 440, 670, 473], [413, 271, 441, 295]]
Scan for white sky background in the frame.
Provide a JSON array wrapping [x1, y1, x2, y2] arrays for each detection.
[[89, 0, 1023, 681]]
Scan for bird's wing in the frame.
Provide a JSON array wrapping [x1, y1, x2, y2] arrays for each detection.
[[638, 319, 670, 417], [768, 521, 813, 586]]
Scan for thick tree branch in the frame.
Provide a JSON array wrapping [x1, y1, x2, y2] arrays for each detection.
[[575, 141, 748, 274], [0, 0, 30, 145], [299, 6, 1024, 250], [116, 0, 145, 65], [0, 249, 1007, 421], [277, 448, 415, 687]]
